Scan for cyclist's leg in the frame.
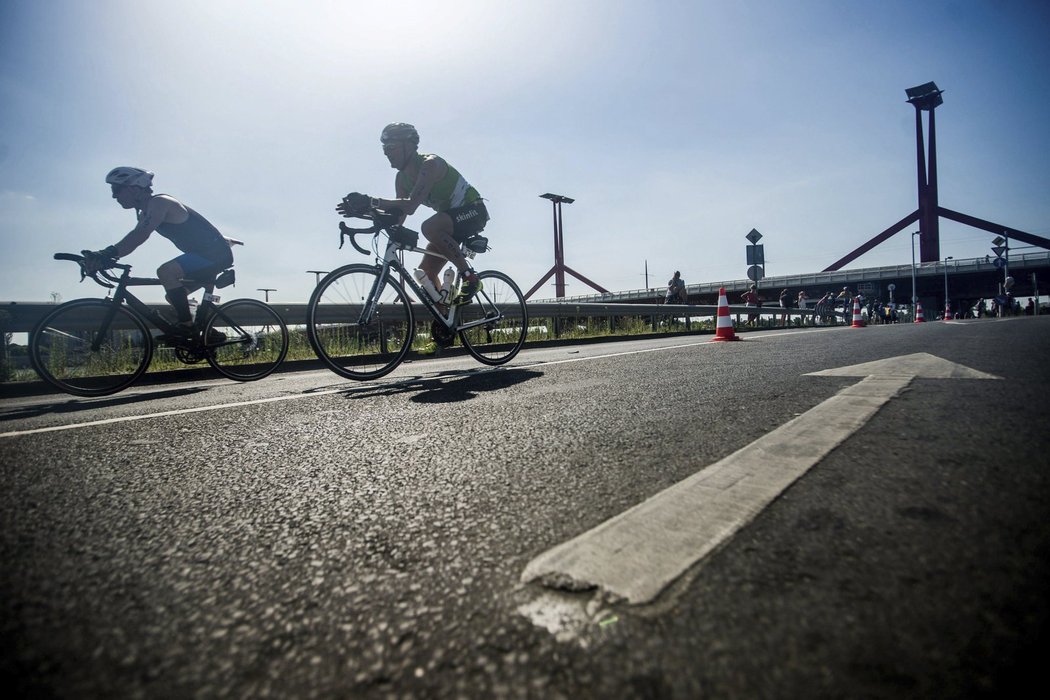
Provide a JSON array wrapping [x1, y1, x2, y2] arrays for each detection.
[[158, 257, 194, 328], [160, 253, 227, 334], [445, 203, 490, 304], [419, 212, 464, 282]]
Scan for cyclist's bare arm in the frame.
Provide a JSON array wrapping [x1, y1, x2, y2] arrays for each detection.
[[372, 154, 448, 218], [111, 195, 188, 256]]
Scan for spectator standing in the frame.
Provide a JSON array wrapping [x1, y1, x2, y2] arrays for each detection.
[[778, 288, 790, 327], [815, 292, 835, 325], [741, 285, 761, 326], [665, 271, 687, 304], [836, 286, 852, 316]]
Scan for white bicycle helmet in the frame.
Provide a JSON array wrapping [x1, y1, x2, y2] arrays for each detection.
[[380, 123, 419, 146], [105, 166, 154, 189]]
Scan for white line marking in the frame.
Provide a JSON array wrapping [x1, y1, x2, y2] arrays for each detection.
[[0, 389, 349, 438], [520, 354, 1000, 605], [1, 339, 720, 438]]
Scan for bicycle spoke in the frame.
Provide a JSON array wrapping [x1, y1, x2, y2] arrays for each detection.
[[205, 299, 289, 381], [30, 300, 152, 396], [306, 264, 413, 380], [457, 270, 527, 365]]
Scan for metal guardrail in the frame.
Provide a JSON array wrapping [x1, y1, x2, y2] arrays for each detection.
[[0, 300, 830, 334]]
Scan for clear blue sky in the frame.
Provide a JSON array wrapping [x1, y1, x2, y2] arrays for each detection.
[[2, 0, 1048, 304]]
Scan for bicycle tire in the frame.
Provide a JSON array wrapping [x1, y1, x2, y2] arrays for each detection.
[[205, 298, 289, 381], [457, 270, 528, 365], [29, 298, 153, 397], [306, 264, 414, 380]]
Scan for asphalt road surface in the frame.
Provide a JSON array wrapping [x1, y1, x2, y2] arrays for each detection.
[[2, 317, 1048, 698]]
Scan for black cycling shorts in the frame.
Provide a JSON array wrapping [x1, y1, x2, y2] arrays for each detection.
[[448, 201, 489, 242]]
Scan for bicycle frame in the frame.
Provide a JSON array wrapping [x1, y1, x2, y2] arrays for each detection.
[[78, 261, 225, 351], [352, 235, 500, 337]]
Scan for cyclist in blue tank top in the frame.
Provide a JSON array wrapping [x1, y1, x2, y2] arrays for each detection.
[[86, 167, 237, 337]]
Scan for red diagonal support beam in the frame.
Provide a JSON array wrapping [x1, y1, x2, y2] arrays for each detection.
[[938, 207, 1050, 250], [823, 210, 920, 272]]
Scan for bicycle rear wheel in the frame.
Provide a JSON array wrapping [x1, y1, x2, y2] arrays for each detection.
[[29, 299, 152, 397], [306, 264, 413, 380], [457, 270, 528, 365], [205, 299, 289, 381]]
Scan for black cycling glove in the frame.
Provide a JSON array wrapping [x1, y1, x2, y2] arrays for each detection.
[[336, 192, 371, 218]]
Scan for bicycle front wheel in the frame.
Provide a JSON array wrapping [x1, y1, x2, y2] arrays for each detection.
[[306, 264, 414, 380], [205, 299, 289, 381], [29, 299, 153, 397], [457, 270, 528, 365]]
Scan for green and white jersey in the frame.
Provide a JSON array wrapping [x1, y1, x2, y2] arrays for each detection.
[[396, 153, 481, 212]]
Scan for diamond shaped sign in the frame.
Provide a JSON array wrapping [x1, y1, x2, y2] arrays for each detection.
[[746, 228, 763, 244], [992, 236, 1005, 247]]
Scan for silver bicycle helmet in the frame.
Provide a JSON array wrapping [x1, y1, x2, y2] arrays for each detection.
[[105, 166, 154, 189], [380, 123, 419, 146]]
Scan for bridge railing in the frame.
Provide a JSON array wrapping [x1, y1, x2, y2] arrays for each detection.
[[0, 300, 835, 335], [539, 251, 1050, 304]]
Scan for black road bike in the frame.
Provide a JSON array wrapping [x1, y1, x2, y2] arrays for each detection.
[[30, 253, 289, 396], [305, 206, 527, 380]]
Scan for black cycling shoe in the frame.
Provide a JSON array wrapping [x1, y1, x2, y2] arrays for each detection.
[[157, 322, 195, 346]]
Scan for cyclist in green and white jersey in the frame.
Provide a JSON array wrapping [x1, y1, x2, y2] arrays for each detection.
[[338, 123, 488, 304]]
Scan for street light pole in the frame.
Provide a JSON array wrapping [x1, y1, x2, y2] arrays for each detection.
[[257, 288, 276, 302], [910, 230, 920, 306], [307, 270, 329, 287], [943, 256, 953, 320]]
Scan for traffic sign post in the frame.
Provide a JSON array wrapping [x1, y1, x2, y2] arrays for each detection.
[[745, 229, 765, 290], [992, 233, 1010, 296]]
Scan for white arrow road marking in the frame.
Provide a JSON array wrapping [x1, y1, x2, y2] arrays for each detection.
[[520, 353, 1001, 608]]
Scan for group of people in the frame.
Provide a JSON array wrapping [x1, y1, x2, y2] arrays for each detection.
[[86, 123, 487, 341]]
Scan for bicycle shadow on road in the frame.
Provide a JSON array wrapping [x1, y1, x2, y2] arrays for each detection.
[[0, 387, 209, 422], [319, 366, 545, 404]]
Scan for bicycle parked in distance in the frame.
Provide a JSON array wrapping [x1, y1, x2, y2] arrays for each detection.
[[30, 253, 289, 396], [305, 205, 528, 380]]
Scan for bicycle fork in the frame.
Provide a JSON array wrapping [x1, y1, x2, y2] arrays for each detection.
[[90, 295, 126, 352]]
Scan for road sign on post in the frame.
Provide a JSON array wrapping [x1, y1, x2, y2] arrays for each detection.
[[745, 229, 765, 288]]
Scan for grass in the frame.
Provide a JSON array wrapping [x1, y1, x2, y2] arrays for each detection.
[[5, 311, 780, 387]]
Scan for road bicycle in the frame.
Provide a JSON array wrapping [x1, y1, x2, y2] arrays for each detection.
[[305, 206, 528, 380], [30, 253, 289, 397]]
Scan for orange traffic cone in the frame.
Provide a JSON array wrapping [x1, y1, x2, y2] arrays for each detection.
[[711, 287, 740, 341], [943, 304, 952, 321], [914, 301, 925, 323], [850, 297, 866, 328]]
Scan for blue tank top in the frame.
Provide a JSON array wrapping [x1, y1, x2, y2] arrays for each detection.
[[149, 196, 232, 265]]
